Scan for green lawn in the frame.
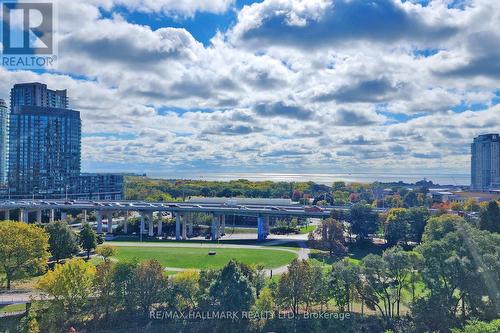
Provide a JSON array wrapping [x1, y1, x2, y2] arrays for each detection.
[[298, 225, 317, 234], [112, 246, 297, 270], [0, 303, 26, 314], [225, 227, 257, 234]]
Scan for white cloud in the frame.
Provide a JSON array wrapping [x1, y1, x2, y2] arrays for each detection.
[[2, 0, 499, 176], [106, 0, 234, 17]]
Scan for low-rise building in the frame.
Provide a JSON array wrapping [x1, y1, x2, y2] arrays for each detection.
[[74, 173, 125, 200]]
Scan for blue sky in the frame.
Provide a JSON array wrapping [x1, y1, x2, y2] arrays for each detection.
[[108, 0, 261, 45], [1, 0, 499, 179]]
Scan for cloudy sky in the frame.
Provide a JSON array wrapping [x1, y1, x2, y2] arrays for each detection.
[[1, 0, 499, 179]]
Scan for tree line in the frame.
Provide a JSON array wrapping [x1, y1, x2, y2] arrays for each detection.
[[16, 213, 499, 333]]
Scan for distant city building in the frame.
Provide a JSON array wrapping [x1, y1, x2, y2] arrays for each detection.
[[75, 173, 124, 200], [7, 82, 125, 199], [471, 134, 500, 191], [10, 82, 68, 110], [0, 99, 8, 185], [8, 103, 81, 196], [8, 83, 81, 196]]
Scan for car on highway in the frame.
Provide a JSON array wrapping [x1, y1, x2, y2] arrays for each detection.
[[304, 205, 324, 212]]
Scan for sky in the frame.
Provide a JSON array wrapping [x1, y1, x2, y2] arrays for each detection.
[[1, 0, 499, 178]]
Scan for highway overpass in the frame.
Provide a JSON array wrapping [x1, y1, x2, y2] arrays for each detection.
[[0, 199, 388, 241]]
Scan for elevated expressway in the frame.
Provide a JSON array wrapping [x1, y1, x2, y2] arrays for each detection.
[[0, 200, 387, 240]]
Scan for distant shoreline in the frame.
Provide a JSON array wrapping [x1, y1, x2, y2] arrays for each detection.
[[140, 172, 470, 186]]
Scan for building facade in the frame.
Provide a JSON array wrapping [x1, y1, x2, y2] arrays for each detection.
[[471, 134, 500, 191], [8, 105, 81, 196], [0, 99, 8, 185], [7, 82, 125, 199], [8, 83, 81, 196], [75, 173, 124, 200], [10, 82, 68, 110]]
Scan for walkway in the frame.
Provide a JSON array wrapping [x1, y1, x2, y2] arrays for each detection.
[[0, 290, 48, 305]]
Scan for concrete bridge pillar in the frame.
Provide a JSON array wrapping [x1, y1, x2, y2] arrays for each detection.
[[175, 213, 181, 240], [257, 216, 268, 241], [211, 214, 220, 240], [61, 212, 67, 221], [83, 210, 88, 224], [49, 209, 55, 223], [182, 214, 187, 240], [264, 215, 270, 236], [187, 212, 193, 236], [107, 212, 113, 234], [4, 209, 9, 221], [140, 213, 145, 235], [96, 211, 103, 233], [123, 211, 128, 234], [148, 212, 154, 237], [19, 209, 26, 222], [36, 210, 42, 224], [157, 215, 162, 236], [221, 215, 226, 235]]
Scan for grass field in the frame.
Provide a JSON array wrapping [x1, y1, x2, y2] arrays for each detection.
[[112, 246, 297, 270], [0, 303, 26, 314], [298, 225, 317, 234]]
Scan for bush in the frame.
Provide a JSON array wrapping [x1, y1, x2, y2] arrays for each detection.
[[270, 226, 299, 235]]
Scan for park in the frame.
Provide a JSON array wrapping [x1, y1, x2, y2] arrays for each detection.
[[107, 243, 299, 271], [0, 194, 499, 333]]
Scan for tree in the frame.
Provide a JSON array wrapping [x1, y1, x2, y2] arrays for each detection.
[[332, 181, 346, 191], [308, 218, 347, 257], [0, 222, 49, 289], [171, 269, 200, 310], [37, 259, 96, 319], [112, 261, 138, 312], [451, 319, 500, 333], [451, 201, 464, 212], [384, 207, 430, 246], [209, 260, 255, 312], [413, 220, 500, 332], [403, 191, 419, 207], [277, 259, 312, 315], [252, 287, 275, 313], [479, 201, 499, 233], [330, 259, 360, 312], [130, 259, 167, 314], [18, 308, 41, 333], [94, 261, 115, 320], [292, 189, 302, 202], [384, 208, 409, 246], [96, 245, 116, 263], [406, 207, 430, 243], [348, 204, 380, 241], [383, 247, 421, 317], [463, 198, 480, 212], [79, 223, 97, 259], [357, 247, 419, 322], [308, 264, 330, 311], [45, 221, 79, 263], [422, 214, 465, 242]]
